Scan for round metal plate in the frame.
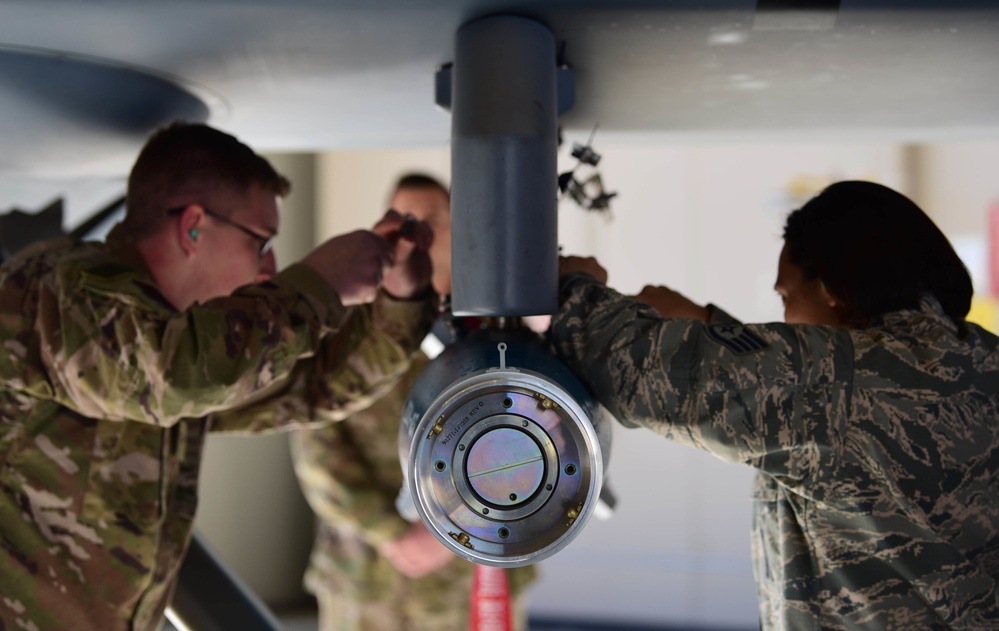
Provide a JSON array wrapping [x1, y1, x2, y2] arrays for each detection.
[[410, 367, 603, 567]]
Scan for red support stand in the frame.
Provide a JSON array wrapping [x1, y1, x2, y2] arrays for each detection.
[[469, 565, 512, 631]]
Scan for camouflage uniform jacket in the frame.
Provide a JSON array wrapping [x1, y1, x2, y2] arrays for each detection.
[[291, 347, 537, 630], [550, 273, 999, 630], [0, 226, 435, 631]]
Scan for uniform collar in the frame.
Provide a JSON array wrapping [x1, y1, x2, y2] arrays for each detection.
[[105, 222, 154, 277], [875, 293, 958, 335]]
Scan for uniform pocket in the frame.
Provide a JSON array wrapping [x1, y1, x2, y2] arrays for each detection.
[[80, 420, 165, 532]]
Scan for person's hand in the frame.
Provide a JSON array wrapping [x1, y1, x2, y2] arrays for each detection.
[[559, 255, 608, 284], [522, 314, 552, 333], [378, 522, 455, 578], [301, 230, 393, 306], [634, 285, 710, 321], [372, 210, 433, 300]]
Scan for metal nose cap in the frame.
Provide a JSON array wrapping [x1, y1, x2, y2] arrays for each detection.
[[466, 427, 544, 506]]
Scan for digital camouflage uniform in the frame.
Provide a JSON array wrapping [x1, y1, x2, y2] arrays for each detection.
[[0, 226, 435, 631], [550, 273, 999, 630], [291, 347, 537, 631]]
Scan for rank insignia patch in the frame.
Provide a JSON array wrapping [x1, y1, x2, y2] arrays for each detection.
[[705, 323, 770, 355]]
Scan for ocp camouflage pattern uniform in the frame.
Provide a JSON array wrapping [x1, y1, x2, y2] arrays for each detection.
[[550, 273, 999, 630], [291, 348, 537, 631], [0, 225, 435, 631]]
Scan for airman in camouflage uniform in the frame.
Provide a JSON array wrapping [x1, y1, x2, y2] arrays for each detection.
[[549, 181, 999, 630], [0, 123, 436, 631], [292, 174, 536, 631]]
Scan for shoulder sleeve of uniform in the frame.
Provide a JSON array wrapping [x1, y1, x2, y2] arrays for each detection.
[[31, 254, 344, 426], [550, 276, 854, 483], [705, 303, 740, 325]]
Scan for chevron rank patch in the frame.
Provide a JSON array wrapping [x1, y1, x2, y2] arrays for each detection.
[[705, 323, 770, 355]]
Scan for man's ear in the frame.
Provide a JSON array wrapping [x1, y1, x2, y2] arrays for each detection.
[[177, 204, 203, 256]]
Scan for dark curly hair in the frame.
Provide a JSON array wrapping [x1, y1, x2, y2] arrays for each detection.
[[783, 181, 972, 333]]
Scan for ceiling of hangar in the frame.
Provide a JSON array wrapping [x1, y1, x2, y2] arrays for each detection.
[[1, 0, 998, 184]]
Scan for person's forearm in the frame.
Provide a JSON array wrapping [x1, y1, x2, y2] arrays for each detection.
[[550, 273, 853, 479], [38, 263, 343, 426], [211, 292, 434, 433]]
